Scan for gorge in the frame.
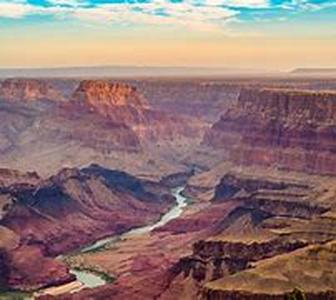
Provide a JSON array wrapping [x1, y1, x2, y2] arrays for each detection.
[[0, 77, 336, 300]]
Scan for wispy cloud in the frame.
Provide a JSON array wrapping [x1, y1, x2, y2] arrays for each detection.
[[73, 3, 235, 31], [0, 0, 334, 32], [280, 0, 336, 11], [204, 0, 270, 8], [0, 0, 71, 18], [46, 0, 88, 7], [0, 0, 239, 31], [0, 1, 35, 18]]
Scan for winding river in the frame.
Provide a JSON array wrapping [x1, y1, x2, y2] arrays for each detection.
[[68, 186, 188, 289]]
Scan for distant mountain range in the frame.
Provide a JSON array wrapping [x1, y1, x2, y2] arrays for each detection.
[[291, 68, 336, 76], [1, 66, 335, 79], [0, 66, 276, 78]]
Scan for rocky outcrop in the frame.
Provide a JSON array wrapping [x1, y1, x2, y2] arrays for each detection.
[[203, 88, 336, 175], [0, 168, 40, 187], [72, 80, 149, 109], [0, 165, 174, 291], [192, 238, 307, 263], [213, 173, 298, 201], [5, 245, 75, 291], [213, 173, 329, 220], [165, 237, 308, 300], [202, 241, 336, 300], [156, 171, 336, 300], [69, 80, 205, 142], [0, 79, 65, 102]]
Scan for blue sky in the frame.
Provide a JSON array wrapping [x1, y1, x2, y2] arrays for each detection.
[[0, 0, 335, 68], [1, 0, 336, 34]]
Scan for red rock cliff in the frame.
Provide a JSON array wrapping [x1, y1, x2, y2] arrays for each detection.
[[203, 88, 336, 175], [0, 79, 64, 102], [72, 80, 149, 110], [70, 80, 205, 142]]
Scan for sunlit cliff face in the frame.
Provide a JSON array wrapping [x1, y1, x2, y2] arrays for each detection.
[[0, 0, 335, 70]]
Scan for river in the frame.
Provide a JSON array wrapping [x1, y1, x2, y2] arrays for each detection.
[[68, 186, 188, 290]]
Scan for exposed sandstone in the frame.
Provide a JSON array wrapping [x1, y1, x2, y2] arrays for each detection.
[[72, 80, 149, 109], [69, 80, 206, 142], [0, 79, 65, 102], [157, 172, 336, 300], [202, 241, 336, 300], [203, 88, 336, 174]]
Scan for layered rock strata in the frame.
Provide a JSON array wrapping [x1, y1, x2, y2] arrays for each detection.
[[204, 88, 336, 174]]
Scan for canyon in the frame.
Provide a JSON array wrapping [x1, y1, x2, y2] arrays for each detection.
[[0, 164, 174, 291], [0, 76, 336, 300]]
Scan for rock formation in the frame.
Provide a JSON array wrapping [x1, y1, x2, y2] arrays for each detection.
[[202, 241, 336, 300], [204, 88, 336, 174], [69, 80, 205, 142], [0, 164, 173, 291], [157, 170, 336, 300], [0, 79, 65, 102], [72, 80, 149, 109], [2, 78, 336, 300]]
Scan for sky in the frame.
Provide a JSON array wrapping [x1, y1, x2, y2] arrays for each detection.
[[0, 0, 335, 70]]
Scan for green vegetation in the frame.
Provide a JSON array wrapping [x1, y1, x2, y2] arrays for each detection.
[[286, 288, 307, 300], [0, 291, 32, 300], [72, 266, 115, 284]]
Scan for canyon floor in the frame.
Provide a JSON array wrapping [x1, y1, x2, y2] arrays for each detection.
[[0, 76, 336, 300]]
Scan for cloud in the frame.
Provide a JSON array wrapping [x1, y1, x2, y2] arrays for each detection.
[[204, 0, 270, 8], [280, 0, 336, 11], [46, 0, 88, 7], [0, 1, 35, 18], [71, 1, 237, 31], [0, 0, 239, 31], [7, 0, 333, 32], [0, 0, 71, 18]]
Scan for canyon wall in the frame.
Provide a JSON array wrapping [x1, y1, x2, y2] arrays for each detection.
[[69, 80, 205, 142], [0, 164, 173, 291], [159, 170, 336, 300], [0, 79, 207, 177], [203, 88, 336, 175]]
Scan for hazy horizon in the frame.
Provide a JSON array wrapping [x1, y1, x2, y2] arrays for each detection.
[[1, 0, 336, 70], [1, 65, 336, 79]]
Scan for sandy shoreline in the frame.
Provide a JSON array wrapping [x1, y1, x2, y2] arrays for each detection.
[[33, 280, 84, 297]]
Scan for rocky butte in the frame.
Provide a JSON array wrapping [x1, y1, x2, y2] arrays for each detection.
[[72, 80, 149, 109], [68, 80, 205, 143]]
